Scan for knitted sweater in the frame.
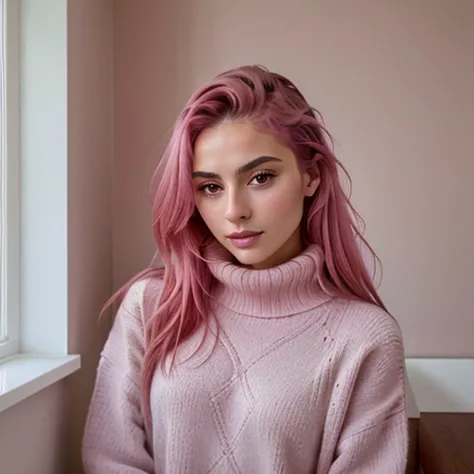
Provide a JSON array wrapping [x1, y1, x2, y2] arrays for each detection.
[[82, 244, 408, 473]]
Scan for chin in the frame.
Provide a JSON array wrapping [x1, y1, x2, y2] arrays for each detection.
[[226, 246, 277, 269], [232, 251, 265, 267]]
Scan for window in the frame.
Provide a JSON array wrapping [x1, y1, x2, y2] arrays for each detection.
[[0, 0, 20, 359], [0, 1, 80, 414]]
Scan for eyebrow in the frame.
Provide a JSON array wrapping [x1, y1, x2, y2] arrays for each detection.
[[192, 155, 283, 180]]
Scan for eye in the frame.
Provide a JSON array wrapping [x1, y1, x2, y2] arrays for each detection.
[[249, 171, 276, 186], [197, 182, 221, 196]]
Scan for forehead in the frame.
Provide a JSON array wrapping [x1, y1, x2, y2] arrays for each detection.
[[193, 121, 293, 171]]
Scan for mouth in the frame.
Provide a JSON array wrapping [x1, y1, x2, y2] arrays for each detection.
[[226, 231, 263, 249]]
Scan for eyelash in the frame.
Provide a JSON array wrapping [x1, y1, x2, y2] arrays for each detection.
[[198, 170, 277, 197]]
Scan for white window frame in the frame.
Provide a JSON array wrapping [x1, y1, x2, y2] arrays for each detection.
[[0, 0, 20, 359], [0, 0, 80, 414]]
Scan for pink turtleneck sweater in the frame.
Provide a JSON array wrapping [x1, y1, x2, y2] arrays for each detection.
[[82, 245, 408, 473]]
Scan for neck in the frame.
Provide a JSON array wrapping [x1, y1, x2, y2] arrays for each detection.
[[203, 242, 332, 318]]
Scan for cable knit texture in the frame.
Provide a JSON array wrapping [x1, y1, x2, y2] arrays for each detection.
[[82, 244, 408, 473]]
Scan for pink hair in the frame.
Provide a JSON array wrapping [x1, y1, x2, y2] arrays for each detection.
[[102, 65, 387, 433]]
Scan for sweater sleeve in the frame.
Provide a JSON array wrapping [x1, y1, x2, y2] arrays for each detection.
[[82, 278, 158, 474], [327, 315, 409, 474]]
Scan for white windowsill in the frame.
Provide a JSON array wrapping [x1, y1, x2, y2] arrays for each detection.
[[0, 354, 81, 413]]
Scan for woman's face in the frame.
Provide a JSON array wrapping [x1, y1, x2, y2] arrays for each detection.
[[193, 121, 319, 270]]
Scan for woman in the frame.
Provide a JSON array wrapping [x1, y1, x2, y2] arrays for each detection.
[[82, 65, 408, 473]]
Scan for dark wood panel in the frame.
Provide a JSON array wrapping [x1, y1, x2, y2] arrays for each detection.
[[407, 418, 420, 474], [419, 413, 474, 474]]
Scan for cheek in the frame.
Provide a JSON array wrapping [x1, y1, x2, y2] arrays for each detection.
[[257, 181, 305, 220]]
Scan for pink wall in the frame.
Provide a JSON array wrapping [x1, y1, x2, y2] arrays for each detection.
[[66, 0, 115, 472], [113, 1, 178, 280], [114, 0, 474, 357], [0, 381, 68, 474]]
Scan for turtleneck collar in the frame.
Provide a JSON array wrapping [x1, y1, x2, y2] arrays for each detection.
[[203, 242, 333, 318]]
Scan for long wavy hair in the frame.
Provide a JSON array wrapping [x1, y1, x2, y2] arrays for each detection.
[[102, 64, 387, 432]]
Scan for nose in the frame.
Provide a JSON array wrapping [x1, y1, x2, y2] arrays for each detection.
[[224, 188, 251, 223]]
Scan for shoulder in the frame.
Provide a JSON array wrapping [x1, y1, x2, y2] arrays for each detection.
[[118, 272, 165, 326], [325, 300, 406, 401], [104, 273, 164, 356], [328, 298, 404, 355]]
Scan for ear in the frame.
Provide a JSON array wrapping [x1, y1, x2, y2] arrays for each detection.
[[303, 172, 320, 197]]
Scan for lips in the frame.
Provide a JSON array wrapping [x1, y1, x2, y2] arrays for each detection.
[[226, 231, 263, 249], [226, 231, 262, 239]]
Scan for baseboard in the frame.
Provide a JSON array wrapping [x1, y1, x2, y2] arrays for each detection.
[[405, 358, 474, 414]]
